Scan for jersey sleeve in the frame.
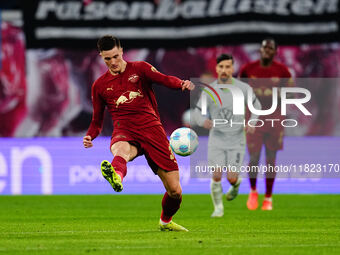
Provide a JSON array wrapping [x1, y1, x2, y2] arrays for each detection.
[[281, 65, 292, 78], [138, 61, 183, 89], [86, 81, 105, 140], [238, 64, 249, 78]]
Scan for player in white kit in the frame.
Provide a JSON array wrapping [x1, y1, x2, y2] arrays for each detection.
[[194, 54, 261, 217]]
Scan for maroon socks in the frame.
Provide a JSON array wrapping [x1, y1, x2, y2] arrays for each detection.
[[160, 192, 182, 223], [265, 158, 276, 197], [111, 156, 127, 181]]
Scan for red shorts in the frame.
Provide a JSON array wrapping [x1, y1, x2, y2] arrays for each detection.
[[110, 125, 178, 174], [246, 124, 284, 154]]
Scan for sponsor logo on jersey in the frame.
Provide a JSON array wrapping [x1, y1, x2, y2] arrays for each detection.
[[128, 74, 139, 83], [115, 90, 143, 108]]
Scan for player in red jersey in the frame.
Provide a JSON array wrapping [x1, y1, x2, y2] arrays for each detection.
[[239, 39, 293, 211], [83, 35, 194, 231]]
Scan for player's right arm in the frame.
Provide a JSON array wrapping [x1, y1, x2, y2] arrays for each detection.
[[193, 107, 213, 129], [83, 81, 105, 148], [193, 93, 213, 129], [83, 135, 93, 148]]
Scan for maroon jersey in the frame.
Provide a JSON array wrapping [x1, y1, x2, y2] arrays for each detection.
[[86, 61, 182, 139], [239, 60, 293, 118]]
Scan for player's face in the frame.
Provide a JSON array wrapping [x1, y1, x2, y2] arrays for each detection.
[[216, 59, 234, 83], [260, 40, 276, 61], [100, 47, 124, 74]]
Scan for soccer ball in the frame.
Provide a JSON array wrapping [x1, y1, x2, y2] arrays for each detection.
[[170, 127, 199, 156]]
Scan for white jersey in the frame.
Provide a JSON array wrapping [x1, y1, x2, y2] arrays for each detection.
[[194, 78, 260, 150]]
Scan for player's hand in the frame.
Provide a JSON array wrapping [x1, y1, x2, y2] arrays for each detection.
[[181, 80, 195, 91], [245, 126, 255, 134], [83, 135, 93, 148], [203, 119, 213, 129]]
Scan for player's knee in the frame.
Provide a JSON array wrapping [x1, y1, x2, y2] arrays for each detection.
[[212, 176, 222, 182], [227, 176, 238, 185], [249, 153, 260, 165], [212, 171, 222, 182], [168, 186, 182, 199]]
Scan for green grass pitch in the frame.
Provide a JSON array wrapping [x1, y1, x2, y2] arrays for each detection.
[[0, 194, 339, 255]]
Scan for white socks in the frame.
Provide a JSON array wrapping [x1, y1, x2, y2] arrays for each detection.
[[160, 219, 171, 225], [210, 179, 223, 211], [264, 196, 272, 202]]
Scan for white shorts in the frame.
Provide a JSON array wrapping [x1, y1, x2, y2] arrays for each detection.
[[208, 146, 245, 171]]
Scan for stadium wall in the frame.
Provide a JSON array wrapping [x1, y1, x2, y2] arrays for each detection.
[[0, 137, 339, 195]]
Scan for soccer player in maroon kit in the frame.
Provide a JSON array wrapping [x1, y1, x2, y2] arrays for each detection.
[[239, 39, 293, 210], [83, 35, 194, 231]]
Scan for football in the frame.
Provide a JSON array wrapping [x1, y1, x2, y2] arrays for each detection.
[[170, 127, 199, 156]]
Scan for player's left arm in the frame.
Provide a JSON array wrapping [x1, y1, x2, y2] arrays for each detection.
[[139, 61, 194, 91], [281, 64, 294, 86], [279, 65, 294, 98], [193, 93, 213, 129]]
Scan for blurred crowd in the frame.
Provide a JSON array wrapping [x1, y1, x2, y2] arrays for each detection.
[[1, 22, 340, 137]]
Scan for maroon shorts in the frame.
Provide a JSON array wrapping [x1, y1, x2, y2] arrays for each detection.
[[110, 125, 178, 174], [246, 125, 284, 154]]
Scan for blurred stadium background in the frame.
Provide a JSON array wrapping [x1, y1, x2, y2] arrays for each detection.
[[1, 0, 340, 195]]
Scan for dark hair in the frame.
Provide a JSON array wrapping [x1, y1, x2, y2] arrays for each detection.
[[216, 54, 233, 64], [262, 37, 278, 50], [97, 35, 121, 52]]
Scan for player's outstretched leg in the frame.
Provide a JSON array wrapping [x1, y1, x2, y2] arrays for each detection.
[[226, 177, 242, 201], [158, 169, 188, 232], [101, 160, 123, 192]]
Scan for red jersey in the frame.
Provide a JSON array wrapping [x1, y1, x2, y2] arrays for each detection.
[[239, 60, 293, 117], [86, 61, 183, 139]]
